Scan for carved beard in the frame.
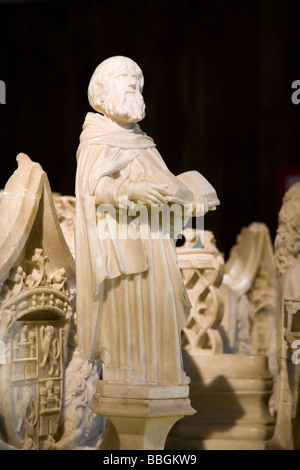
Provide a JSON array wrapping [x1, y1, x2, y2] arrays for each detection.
[[103, 88, 145, 124]]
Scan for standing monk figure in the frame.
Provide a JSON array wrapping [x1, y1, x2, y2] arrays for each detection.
[[75, 56, 217, 385]]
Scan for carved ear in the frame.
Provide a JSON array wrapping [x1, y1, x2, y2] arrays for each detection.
[[96, 82, 104, 106]]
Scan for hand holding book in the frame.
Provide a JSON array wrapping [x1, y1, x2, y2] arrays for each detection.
[[128, 180, 173, 205], [143, 169, 220, 214]]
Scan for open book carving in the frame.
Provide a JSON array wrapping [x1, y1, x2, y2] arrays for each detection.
[[145, 169, 220, 210]]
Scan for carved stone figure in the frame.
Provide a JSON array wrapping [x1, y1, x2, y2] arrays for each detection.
[[53, 195, 76, 258], [220, 222, 277, 377], [40, 325, 60, 376], [75, 56, 219, 386], [15, 385, 33, 432], [269, 182, 300, 449], [45, 350, 104, 450], [274, 182, 300, 277]]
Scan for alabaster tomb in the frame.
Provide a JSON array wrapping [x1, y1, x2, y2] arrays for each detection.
[[0, 56, 300, 450]]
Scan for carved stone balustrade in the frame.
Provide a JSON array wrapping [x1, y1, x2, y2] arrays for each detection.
[[167, 228, 275, 450], [177, 229, 224, 355]]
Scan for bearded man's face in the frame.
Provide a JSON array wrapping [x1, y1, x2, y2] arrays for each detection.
[[102, 65, 145, 124]]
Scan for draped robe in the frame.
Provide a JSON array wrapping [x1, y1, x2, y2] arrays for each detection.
[[75, 112, 191, 385]]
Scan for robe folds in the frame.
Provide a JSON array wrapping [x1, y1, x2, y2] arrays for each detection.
[[75, 112, 191, 385]]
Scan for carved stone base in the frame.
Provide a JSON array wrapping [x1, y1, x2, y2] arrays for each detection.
[[89, 381, 195, 450], [166, 351, 275, 450]]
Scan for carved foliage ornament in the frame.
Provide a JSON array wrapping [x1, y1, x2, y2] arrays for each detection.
[[0, 248, 73, 343]]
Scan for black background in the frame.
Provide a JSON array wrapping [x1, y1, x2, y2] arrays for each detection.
[[0, 0, 300, 258]]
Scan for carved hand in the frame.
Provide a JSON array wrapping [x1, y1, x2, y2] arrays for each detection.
[[128, 181, 173, 205]]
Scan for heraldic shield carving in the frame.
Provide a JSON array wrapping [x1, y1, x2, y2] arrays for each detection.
[[10, 321, 63, 449], [0, 253, 74, 450]]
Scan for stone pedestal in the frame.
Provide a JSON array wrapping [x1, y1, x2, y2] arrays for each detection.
[[166, 351, 275, 450], [89, 381, 195, 450]]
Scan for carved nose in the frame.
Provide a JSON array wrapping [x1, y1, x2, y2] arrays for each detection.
[[127, 76, 136, 88]]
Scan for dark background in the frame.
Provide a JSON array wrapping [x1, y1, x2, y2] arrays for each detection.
[[0, 0, 300, 259]]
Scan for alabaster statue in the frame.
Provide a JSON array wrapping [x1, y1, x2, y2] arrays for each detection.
[[75, 56, 219, 386]]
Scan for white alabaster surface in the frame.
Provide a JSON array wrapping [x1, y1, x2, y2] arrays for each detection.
[[75, 55, 219, 387]]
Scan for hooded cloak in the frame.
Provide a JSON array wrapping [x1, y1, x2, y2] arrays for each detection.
[[75, 112, 191, 384]]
